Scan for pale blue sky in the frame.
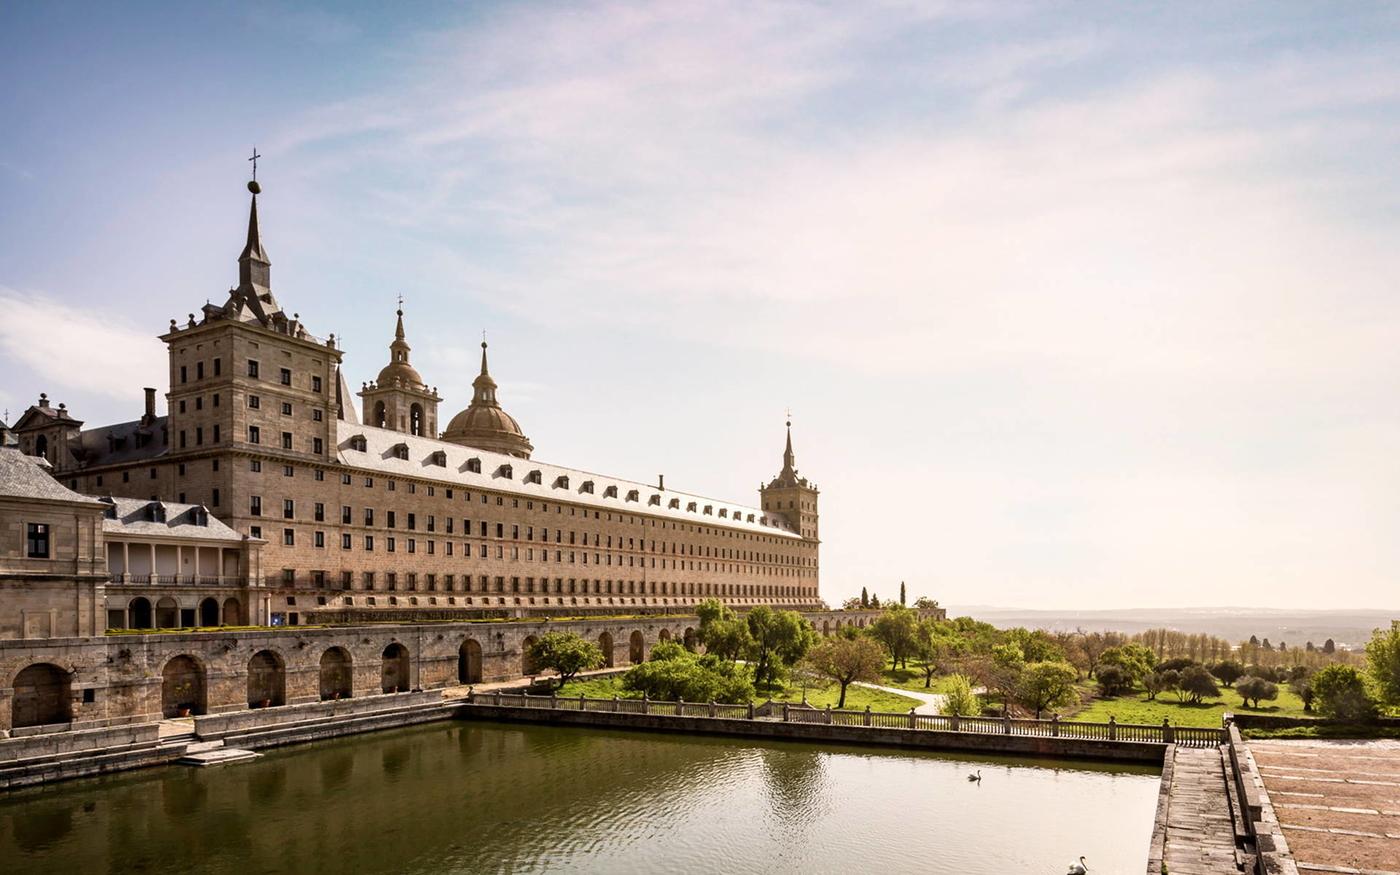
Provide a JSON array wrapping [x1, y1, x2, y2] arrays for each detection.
[[3, 2, 1399, 609]]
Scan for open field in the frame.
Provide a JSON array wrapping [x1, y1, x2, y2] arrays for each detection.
[[555, 674, 920, 711], [1066, 687, 1312, 728]]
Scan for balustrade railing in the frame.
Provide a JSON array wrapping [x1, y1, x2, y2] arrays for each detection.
[[470, 691, 1225, 748]]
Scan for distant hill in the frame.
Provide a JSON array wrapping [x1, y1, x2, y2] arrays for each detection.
[[944, 606, 1400, 651]]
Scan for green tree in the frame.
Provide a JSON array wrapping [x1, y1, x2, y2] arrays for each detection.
[[697, 599, 751, 663], [913, 596, 940, 610], [860, 587, 869, 608], [870, 605, 919, 669], [1096, 665, 1133, 697], [1322, 638, 1336, 654], [623, 650, 754, 704], [940, 674, 982, 717], [1365, 621, 1400, 706], [910, 619, 962, 688], [1289, 676, 1315, 712], [648, 640, 688, 663], [1234, 676, 1278, 709], [1015, 661, 1079, 718], [1311, 664, 1377, 721], [1176, 665, 1220, 704], [1145, 670, 1176, 701], [1210, 660, 1245, 686], [745, 606, 817, 689], [527, 632, 604, 690], [899, 581, 906, 606], [804, 635, 886, 708], [1099, 643, 1156, 687]]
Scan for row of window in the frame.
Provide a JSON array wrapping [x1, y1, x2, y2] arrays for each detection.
[[277, 570, 811, 599]]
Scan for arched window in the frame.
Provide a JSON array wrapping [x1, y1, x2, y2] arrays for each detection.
[[34, 434, 48, 462], [373, 401, 387, 428], [410, 403, 424, 436]]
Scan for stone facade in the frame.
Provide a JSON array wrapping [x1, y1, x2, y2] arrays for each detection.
[[9, 179, 822, 623]]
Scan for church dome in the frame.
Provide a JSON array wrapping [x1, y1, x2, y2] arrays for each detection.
[[376, 357, 424, 390], [440, 341, 533, 458]]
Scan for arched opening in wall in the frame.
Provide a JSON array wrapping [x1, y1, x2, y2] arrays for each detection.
[[373, 401, 387, 429], [822, 620, 830, 636], [381, 643, 410, 693], [683, 627, 698, 652], [222, 598, 242, 626], [629, 631, 645, 665], [521, 636, 540, 675], [458, 639, 483, 684], [155, 597, 179, 629], [248, 650, 286, 708], [597, 632, 614, 668], [658, 628, 672, 644], [161, 655, 207, 717], [128, 597, 153, 629], [34, 434, 48, 462], [11, 663, 71, 728], [198, 598, 220, 627], [410, 403, 424, 437], [320, 647, 353, 700]]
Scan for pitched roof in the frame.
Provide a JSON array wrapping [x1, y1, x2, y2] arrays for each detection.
[[0, 447, 104, 505], [336, 421, 800, 539], [100, 497, 244, 542]]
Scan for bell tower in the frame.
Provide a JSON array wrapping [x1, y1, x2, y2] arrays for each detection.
[[357, 304, 440, 436], [759, 419, 819, 541]]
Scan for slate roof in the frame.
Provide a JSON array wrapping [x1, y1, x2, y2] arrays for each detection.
[[100, 497, 244, 542], [71, 418, 169, 467], [336, 421, 801, 539], [0, 446, 104, 505]]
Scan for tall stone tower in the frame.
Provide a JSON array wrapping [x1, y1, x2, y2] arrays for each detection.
[[759, 420, 819, 540], [357, 306, 441, 437], [160, 176, 343, 506]]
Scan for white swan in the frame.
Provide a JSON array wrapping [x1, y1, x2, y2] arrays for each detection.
[[966, 769, 981, 782], [1066, 856, 1088, 874]]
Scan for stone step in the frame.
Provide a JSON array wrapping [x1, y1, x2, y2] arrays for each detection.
[[177, 748, 259, 767]]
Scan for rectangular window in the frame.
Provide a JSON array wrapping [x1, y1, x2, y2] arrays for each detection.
[[25, 523, 50, 558], [250, 525, 262, 539], [280, 367, 292, 386], [363, 572, 375, 590], [281, 432, 292, 450], [283, 499, 295, 519], [313, 409, 323, 422], [214, 357, 222, 376], [248, 360, 260, 378], [365, 508, 374, 526], [281, 402, 292, 416], [312, 375, 323, 393], [314, 531, 325, 548], [313, 437, 324, 455], [387, 537, 396, 553], [250, 496, 262, 516], [180, 365, 188, 384], [314, 502, 325, 522], [250, 460, 262, 473], [179, 431, 187, 449], [195, 427, 203, 446], [248, 394, 260, 409], [387, 511, 396, 529], [196, 361, 204, 380], [213, 424, 220, 443], [342, 505, 352, 524], [248, 425, 261, 444], [341, 533, 352, 549], [283, 528, 294, 546], [364, 535, 374, 551], [408, 513, 416, 531], [212, 488, 220, 507]]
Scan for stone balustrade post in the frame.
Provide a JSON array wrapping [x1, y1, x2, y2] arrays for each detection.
[[950, 713, 959, 732], [1109, 715, 1117, 741], [825, 705, 833, 725], [550, 692, 557, 709], [709, 701, 717, 718], [1052, 713, 1059, 737], [1003, 712, 1011, 734], [864, 705, 872, 727], [579, 693, 586, 711], [641, 695, 649, 715], [492, 691, 501, 706], [747, 702, 755, 720], [1162, 717, 1174, 744], [678, 697, 685, 716], [910, 708, 917, 729], [613, 695, 620, 713], [782, 703, 790, 722]]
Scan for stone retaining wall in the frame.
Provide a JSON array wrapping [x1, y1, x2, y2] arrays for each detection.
[[194, 690, 442, 739]]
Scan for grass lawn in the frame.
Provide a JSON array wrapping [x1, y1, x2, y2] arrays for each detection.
[[1066, 687, 1312, 728], [876, 662, 958, 694], [554, 673, 920, 711]]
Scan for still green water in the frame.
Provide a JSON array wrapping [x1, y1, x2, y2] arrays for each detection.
[[0, 721, 1159, 874]]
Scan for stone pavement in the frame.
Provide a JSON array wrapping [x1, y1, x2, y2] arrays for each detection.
[[1163, 746, 1244, 874]]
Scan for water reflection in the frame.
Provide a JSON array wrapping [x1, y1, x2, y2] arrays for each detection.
[[0, 721, 1160, 874]]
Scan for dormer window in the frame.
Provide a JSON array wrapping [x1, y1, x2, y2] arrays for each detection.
[[687, 501, 697, 512], [191, 506, 210, 526], [526, 469, 542, 484], [497, 464, 513, 479], [603, 485, 618, 499], [747, 514, 755, 523], [554, 475, 570, 489], [428, 450, 447, 467], [625, 489, 639, 502], [464, 458, 482, 474], [581, 480, 595, 494], [649, 494, 661, 506], [146, 501, 166, 523], [348, 434, 367, 452], [391, 443, 410, 460], [718, 508, 728, 518], [668, 498, 680, 509], [703, 505, 713, 515]]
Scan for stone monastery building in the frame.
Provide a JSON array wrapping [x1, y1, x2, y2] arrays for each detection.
[[5, 179, 823, 630]]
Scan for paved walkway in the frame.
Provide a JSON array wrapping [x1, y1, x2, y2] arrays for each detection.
[[1163, 746, 1242, 874], [852, 682, 946, 715]]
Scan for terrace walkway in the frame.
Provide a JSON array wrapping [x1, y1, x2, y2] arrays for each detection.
[[1161, 746, 1244, 874]]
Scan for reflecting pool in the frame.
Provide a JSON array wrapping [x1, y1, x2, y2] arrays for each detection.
[[0, 721, 1160, 873]]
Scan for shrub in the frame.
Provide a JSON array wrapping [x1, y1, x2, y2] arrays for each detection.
[[1014, 661, 1079, 718], [1366, 621, 1400, 706], [1177, 666, 1221, 704], [648, 640, 688, 663], [1235, 676, 1279, 709], [622, 650, 754, 704], [1157, 658, 1198, 673], [940, 674, 981, 717], [1144, 670, 1174, 701], [527, 632, 605, 690], [1311, 664, 1378, 722]]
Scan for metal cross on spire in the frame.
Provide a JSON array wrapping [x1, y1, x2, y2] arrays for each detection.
[[785, 407, 792, 425], [248, 147, 262, 181], [397, 293, 404, 310]]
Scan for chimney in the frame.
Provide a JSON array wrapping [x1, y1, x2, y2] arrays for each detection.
[[142, 388, 156, 424], [658, 474, 665, 491]]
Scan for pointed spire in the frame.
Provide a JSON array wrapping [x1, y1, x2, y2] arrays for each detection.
[[237, 178, 271, 292], [473, 339, 499, 403], [479, 339, 490, 377], [782, 417, 797, 477]]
